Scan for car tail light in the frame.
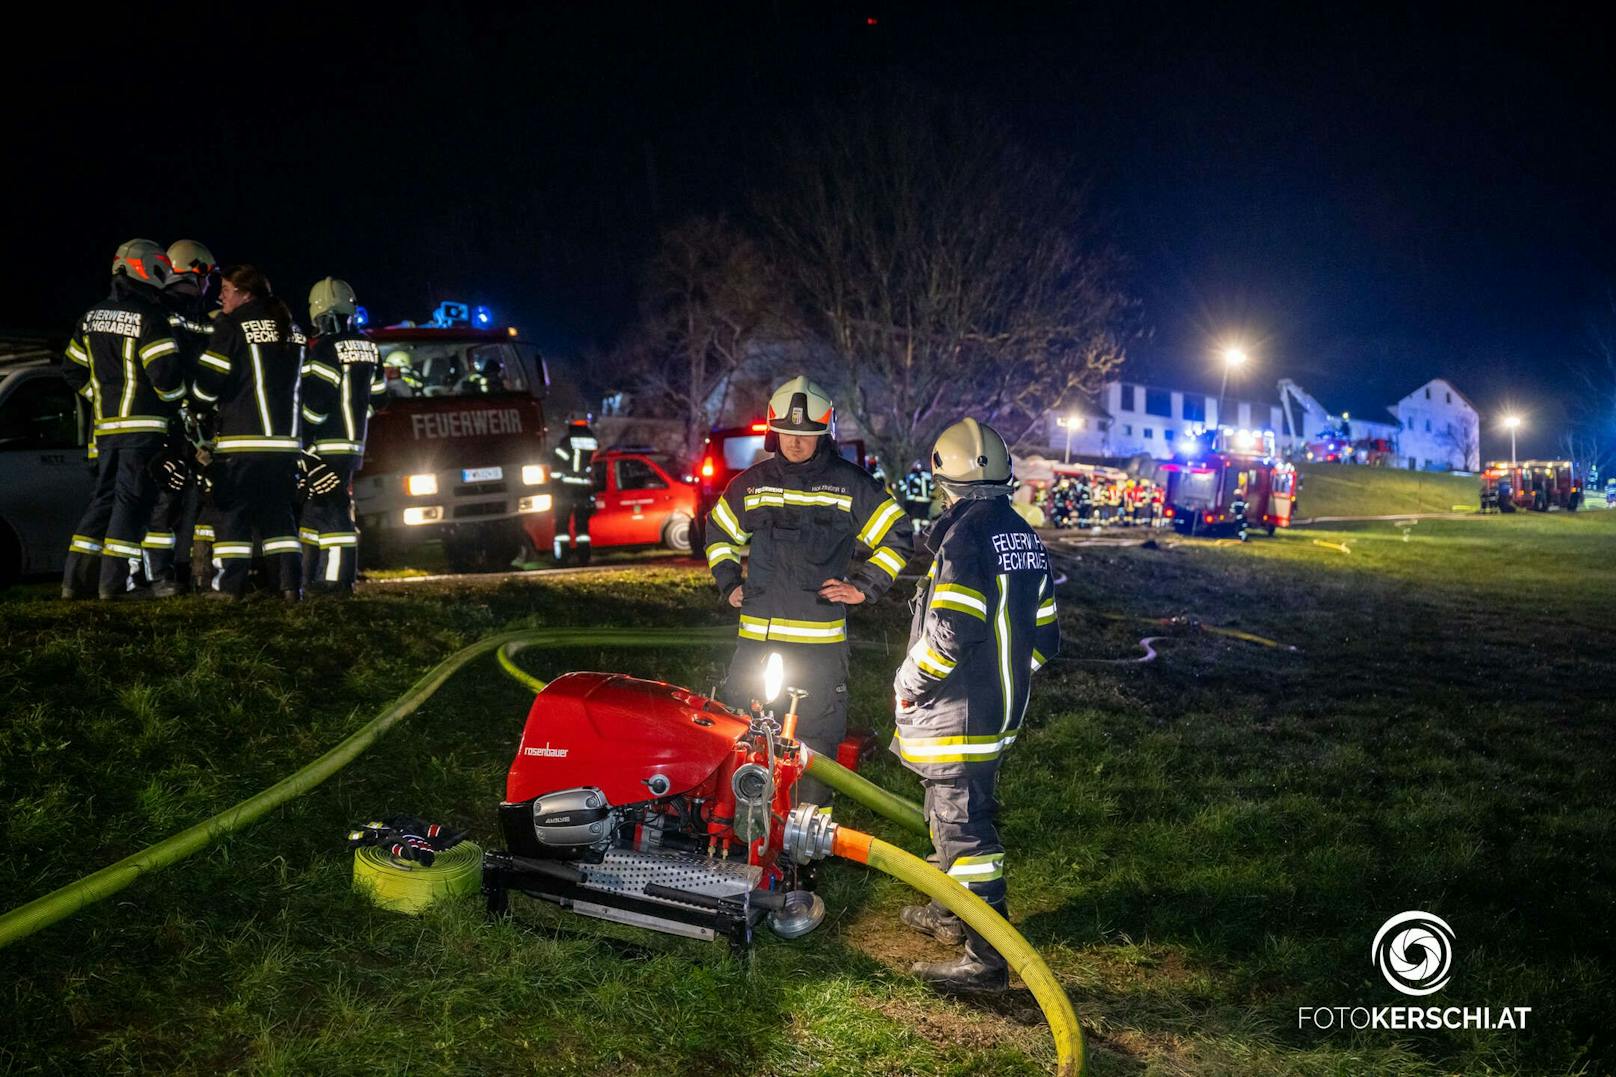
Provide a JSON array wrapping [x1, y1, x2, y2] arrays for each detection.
[[751, 422, 767, 432], [700, 456, 715, 479]]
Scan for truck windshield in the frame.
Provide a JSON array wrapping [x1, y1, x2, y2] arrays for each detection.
[[1174, 468, 1219, 507], [379, 342, 528, 399]]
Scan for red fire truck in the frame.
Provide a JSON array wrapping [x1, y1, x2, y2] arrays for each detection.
[[1480, 460, 1583, 513], [358, 302, 559, 572], [1159, 431, 1299, 536]]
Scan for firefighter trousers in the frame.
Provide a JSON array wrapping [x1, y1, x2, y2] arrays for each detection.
[[207, 454, 300, 596], [552, 485, 595, 562], [922, 764, 1008, 969], [63, 441, 163, 598], [300, 457, 360, 592], [720, 637, 849, 806]]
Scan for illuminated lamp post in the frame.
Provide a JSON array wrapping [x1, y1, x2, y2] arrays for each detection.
[[1217, 346, 1248, 432], [1056, 415, 1081, 464], [1504, 415, 1521, 466]]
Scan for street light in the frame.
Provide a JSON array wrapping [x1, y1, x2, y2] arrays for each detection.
[[1217, 345, 1249, 436], [1503, 415, 1521, 466], [1056, 414, 1082, 464]]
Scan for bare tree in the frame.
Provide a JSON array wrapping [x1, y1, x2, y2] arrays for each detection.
[[623, 217, 789, 457], [759, 82, 1136, 471], [1435, 417, 1480, 471]]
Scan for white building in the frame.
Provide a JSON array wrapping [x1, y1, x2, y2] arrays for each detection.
[[1040, 373, 1478, 471], [1042, 380, 1283, 461], [1391, 378, 1479, 471]]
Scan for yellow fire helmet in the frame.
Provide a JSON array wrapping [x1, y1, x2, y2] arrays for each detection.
[[931, 417, 1012, 485]]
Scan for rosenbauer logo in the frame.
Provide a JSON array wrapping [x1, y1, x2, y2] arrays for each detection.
[[1297, 910, 1531, 1033], [1373, 910, 1454, 995]]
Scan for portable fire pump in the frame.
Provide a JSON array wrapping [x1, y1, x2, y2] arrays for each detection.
[[482, 655, 838, 948]]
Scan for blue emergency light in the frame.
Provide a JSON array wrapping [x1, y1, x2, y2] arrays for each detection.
[[353, 305, 370, 328], [473, 304, 494, 327]]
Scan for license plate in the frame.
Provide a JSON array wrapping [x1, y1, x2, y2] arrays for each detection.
[[462, 466, 503, 483]]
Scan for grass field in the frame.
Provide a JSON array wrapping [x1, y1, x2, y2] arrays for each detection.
[[1, 508, 1613, 1075], [1294, 463, 1479, 518]]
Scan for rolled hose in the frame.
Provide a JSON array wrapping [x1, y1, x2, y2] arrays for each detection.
[[832, 826, 1085, 1077]]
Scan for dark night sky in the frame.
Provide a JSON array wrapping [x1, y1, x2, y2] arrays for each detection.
[[7, 3, 1614, 458]]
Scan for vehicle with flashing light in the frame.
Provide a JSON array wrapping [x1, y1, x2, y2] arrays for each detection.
[[1159, 428, 1299, 536], [357, 302, 558, 572], [690, 422, 867, 550], [0, 340, 94, 582], [574, 447, 698, 554], [1480, 459, 1582, 514]]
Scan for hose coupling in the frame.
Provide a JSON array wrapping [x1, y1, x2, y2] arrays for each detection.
[[782, 802, 838, 865]]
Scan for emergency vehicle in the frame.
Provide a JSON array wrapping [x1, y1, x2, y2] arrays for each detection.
[[0, 339, 92, 582], [1480, 460, 1582, 513], [1160, 429, 1299, 536], [581, 448, 698, 553], [358, 302, 559, 572]]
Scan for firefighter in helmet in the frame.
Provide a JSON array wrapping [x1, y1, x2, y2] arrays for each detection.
[[893, 417, 1061, 993], [298, 277, 386, 594], [137, 239, 218, 595], [704, 376, 914, 804], [61, 240, 186, 599], [552, 418, 599, 564], [190, 265, 307, 600], [902, 461, 934, 525], [1232, 471, 1250, 542]]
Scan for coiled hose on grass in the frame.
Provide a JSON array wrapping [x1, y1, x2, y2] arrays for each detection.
[[0, 624, 1085, 1074]]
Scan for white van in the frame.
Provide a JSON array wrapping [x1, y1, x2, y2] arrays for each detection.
[[0, 343, 94, 583]]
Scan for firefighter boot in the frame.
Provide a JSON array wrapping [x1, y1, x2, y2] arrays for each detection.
[[899, 903, 967, 946], [911, 915, 1010, 994]]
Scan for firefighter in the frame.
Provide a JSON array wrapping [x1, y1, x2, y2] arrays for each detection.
[[1232, 473, 1249, 542], [893, 417, 1060, 994], [190, 266, 306, 600], [1150, 483, 1165, 528], [902, 462, 934, 525], [1075, 472, 1093, 528], [139, 239, 219, 595], [705, 376, 914, 804], [551, 418, 599, 564], [61, 240, 186, 600], [298, 277, 384, 595]]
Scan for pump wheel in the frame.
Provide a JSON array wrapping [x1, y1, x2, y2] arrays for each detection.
[[352, 841, 483, 915], [662, 513, 693, 553]]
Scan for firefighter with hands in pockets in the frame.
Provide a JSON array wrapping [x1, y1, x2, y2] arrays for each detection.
[[704, 375, 914, 805], [892, 417, 1061, 994]]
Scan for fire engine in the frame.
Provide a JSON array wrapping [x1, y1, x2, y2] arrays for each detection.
[[1480, 460, 1583, 513], [358, 302, 558, 572], [1159, 428, 1299, 536]]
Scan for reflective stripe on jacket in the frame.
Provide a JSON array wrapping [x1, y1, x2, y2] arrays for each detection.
[[705, 440, 913, 640]]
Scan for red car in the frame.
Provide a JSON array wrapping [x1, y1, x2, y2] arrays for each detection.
[[587, 449, 698, 553]]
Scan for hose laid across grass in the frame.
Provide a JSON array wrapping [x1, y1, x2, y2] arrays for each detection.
[[833, 826, 1085, 1077]]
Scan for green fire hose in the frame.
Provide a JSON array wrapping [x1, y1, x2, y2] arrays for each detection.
[[0, 624, 1085, 1074]]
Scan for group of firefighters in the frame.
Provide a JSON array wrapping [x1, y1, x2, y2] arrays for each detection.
[[61, 239, 379, 602], [1040, 473, 1166, 530], [705, 376, 1060, 994]]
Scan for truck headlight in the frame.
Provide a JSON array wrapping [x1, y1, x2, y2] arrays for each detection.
[[403, 506, 443, 526], [522, 464, 546, 485], [518, 494, 552, 513], [407, 473, 438, 497]]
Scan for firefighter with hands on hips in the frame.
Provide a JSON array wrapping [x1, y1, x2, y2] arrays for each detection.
[[705, 376, 914, 805], [297, 277, 384, 595], [61, 239, 187, 600], [551, 418, 598, 564], [137, 239, 219, 595], [189, 265, 307, 601], [892, 417, 1061, 994]]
